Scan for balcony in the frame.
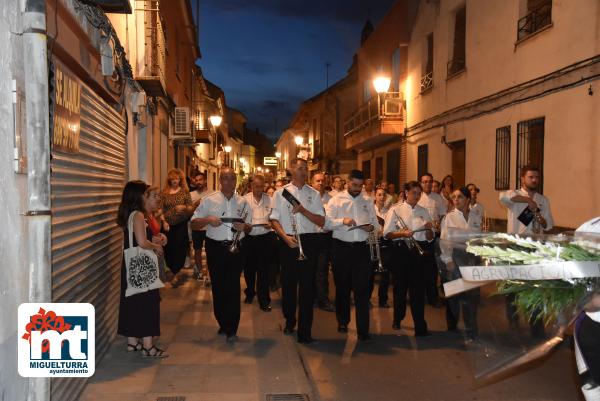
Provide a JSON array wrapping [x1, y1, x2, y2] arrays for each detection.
[[343, 92, 405, 150], [135, 1, 167, 97], [517, 0, 552, 41], [420, 71, 433, 93]]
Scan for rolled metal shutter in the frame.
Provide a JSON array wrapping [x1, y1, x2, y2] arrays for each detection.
[[50, 84, 126, 401]]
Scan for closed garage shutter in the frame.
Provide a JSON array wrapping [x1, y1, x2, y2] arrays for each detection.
[[50, 82, 126, 401]]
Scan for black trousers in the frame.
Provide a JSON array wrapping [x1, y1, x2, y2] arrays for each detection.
[[242, 232, 274, 307], [279, 233, 319, 341], [446, 289, 480, 338], [421, 241, 439, 304], [390, 242, 428, 335], [369, 245, 391, 304], [315, 232, 332, 304], [331, 239, 371, 336], [205, 238, 243, 336]]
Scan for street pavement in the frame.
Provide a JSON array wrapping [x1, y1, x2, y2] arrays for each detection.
[[80, 271, 583, 401]]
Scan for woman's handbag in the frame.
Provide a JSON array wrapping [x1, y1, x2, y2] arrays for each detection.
[[124, 211, 165, 297]]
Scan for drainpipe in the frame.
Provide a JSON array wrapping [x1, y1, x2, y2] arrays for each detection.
[[23, 0, 51, 400]]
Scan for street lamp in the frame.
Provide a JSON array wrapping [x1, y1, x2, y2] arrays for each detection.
[[209, 115, 223, 127], [294, 135, 304, 146], [373, 76, 391, 118], [223, 145, 232, 167], [275, 151, 281, 158]]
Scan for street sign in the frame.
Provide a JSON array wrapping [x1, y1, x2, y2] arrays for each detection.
[[263, 157, 278, 166]]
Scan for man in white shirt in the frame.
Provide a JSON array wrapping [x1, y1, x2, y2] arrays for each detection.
[[311, 172, 335, 312], [190, 171, 212, 281], [499, 165, 553, 235], [325, 170, 380, 342], [499, 165, 553, 336], [242, 175, 275, 312], [384, 181, 434, 337], [270, 159, 325, 344], [329, 175, 343, 197], [371, 187, 391, 308], [418, 173, 445, 307], [191, 168, 252, 342]]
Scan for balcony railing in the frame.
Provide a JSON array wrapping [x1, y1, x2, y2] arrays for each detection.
[[135, 0, 166, 96], [447, 58, 466, 78], [517, 0, 552, 40], [420, 71, 433, 92], [343, 92, 404, 138]]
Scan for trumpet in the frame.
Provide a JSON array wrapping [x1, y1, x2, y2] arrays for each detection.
[[228, 207, 248, 254], [289, 206, 307, 261], [393, 211, 425, 256], [368, 229, 385, 272]]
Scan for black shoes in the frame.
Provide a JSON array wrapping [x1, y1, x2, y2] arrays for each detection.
[[260, 304, 272, 312], [226, 334, 238, 343], [283, 325, 295, 334], [357, 334, 372, 343], [392, 321, 401, 330], [318, 301, 335, 312], [337, 324, 348, 333], [244, 296, 254, 304], [379, 302, 390, 308], [217, 328, 225, 335], [415, 331, 432, 338], [297, 337, 317, 344]]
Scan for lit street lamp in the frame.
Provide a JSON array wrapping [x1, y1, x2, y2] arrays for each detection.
[[275, 151, 281, 158], [294, 135, 304, 146], [209, 115, 223, 128], [223, 145, 232, 167], [373, 76, 391, 117]]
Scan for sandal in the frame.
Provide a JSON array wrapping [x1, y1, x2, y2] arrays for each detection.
[[126, 340, 142, 352], [141, 345, 169, 358]]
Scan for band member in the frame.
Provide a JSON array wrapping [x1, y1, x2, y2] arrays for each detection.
[[243, 175, 275, 311], [499, 165, 554, 336], [384, 181, 434, 337], [370, 187, 391, 308], [329, 175, 343, 197], [311, 172, 335, 312], [191, 168, 252, 342], [419, 173, 446, 308], [190, 171, 212, 282], [440, 187, 481, 341], [270, 159, 325, 344], [326, 169, 379, 342], [467, 183, 484, 230]]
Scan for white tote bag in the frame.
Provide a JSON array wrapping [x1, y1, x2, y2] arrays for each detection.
[[124, 211, 165, 297]]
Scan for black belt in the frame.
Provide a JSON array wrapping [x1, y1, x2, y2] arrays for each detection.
[[333, 238, 367, 247], [207, 238, 233, 247]]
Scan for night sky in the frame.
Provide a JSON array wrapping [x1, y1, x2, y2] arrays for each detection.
[[198, 0, 396, 141]]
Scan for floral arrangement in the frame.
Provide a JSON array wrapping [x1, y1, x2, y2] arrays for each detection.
[[465, 233, 600, 325]]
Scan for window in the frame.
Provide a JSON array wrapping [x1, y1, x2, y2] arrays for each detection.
[[362, 160, 371, 179], [517, 117, 544, 192], [391, 48, 401, 92], [386, 149, 400, 190], [375, 157, 383, 183], [495, 126, 511, 190], [518, 0, 552, 41], [363, 80, 372, 102], [447, 6, 466, 78], [417, 144, 428, 180], [421, 33, 434, 92]]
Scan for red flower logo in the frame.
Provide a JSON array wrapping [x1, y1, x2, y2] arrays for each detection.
[[22, 308, 72, 353]]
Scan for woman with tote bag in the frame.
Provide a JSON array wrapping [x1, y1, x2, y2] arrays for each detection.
[[116, 180, 169, 358]]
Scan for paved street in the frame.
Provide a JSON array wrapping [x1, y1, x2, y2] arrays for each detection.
[[80, 270, 582, 401]]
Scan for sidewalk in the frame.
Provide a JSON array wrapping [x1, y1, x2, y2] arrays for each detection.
[[80, 270, 316, 401]]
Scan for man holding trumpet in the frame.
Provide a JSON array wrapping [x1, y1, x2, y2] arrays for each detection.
[[191, 167, 252, 343], [384, 181, 435, 337], [325, 169, 380, 342], [270, 158, 325, 344]]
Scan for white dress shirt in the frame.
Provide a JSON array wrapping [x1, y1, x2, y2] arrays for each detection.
[[244, 192, 273, 236], [270, 183, 325, 235], [419, 191, 447, 219], [328, 189, 342, 198], [192, 191, 252, 241], [468, 202, 484, 231], [440, 208, 481, 263], [325, 191, 380, 242], [319, 191, 332, 206], [383, 202, 432, 242], [190, 188, 214, 232], [499, 188, 554, 234]]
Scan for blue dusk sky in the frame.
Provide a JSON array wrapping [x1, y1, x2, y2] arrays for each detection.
[[197, 0, 396, 141]]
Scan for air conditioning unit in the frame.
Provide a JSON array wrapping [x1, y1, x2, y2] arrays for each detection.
[[384, 98, 403, 116], [174, 107, 191, 135]]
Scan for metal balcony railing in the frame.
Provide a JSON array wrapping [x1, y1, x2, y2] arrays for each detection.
[[420, 71, 433, 92], [518, 0, 552, 40], [135, 0, 166, 95], [343, 92, 404, 137]]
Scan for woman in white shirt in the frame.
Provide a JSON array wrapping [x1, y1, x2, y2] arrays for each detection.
[[440, 186, 481, 341]]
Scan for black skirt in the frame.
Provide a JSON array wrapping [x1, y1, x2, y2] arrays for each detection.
[[164, 220, 189, 275], [117, 223, 161, 338]]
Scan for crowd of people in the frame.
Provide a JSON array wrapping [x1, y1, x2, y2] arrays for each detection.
[[116, 159, 554, 357]]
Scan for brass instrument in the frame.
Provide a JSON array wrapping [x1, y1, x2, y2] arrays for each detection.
[[289, 205, 307, 261], [228, 206, 248, 254], [368, 229, 385, 272], [393, 211, 425, 256]]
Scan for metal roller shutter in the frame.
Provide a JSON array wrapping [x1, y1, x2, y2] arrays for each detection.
[[50, 84, 126, 401]]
